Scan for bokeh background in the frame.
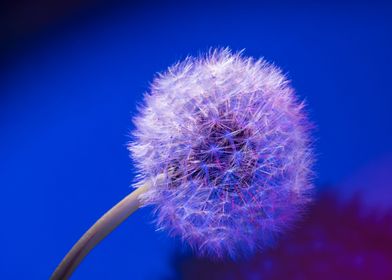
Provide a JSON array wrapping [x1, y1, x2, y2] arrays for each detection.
[[1, 1, 392, 279]]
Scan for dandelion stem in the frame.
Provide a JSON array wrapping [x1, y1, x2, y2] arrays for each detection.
[[50, 183, 148, 280]]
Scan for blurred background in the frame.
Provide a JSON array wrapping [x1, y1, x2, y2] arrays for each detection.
[[1, 0, 392, 279]]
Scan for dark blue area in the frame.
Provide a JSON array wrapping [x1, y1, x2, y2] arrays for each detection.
[[0, 1, 391, 279]]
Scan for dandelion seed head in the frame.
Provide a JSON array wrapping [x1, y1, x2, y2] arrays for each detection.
[[129, 48, 314, 258]]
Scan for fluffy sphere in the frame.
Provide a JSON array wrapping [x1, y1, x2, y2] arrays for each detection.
[[129, 48, 313, 258]]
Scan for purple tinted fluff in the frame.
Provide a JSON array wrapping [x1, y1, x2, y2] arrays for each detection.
[[129, 48, 314, 258]]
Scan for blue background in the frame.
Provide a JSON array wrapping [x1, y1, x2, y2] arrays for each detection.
[[1, 1, 391, 279]]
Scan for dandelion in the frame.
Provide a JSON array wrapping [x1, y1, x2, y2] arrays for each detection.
[[51, 48, 314, 279]]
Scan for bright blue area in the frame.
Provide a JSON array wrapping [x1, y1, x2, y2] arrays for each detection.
[[1, 1, 391, 279]]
